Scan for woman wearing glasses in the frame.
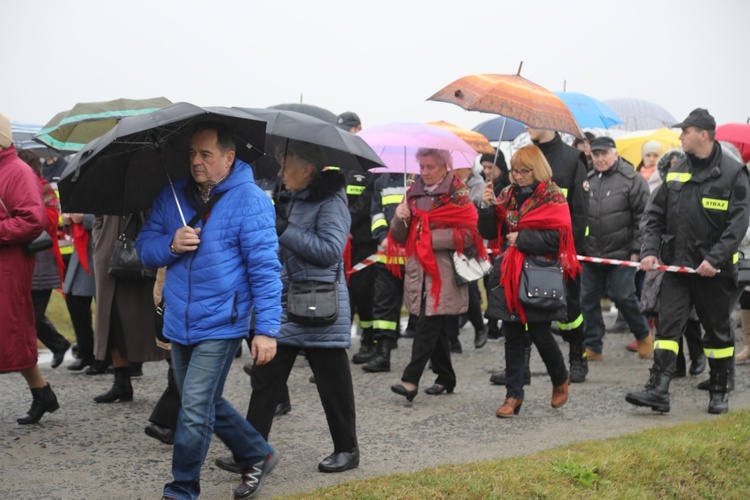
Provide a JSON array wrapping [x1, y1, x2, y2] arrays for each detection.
[[479, 145, 580, 418]]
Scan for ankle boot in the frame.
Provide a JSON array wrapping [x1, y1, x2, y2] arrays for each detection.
[[551, 376, 570, 408], [625, 349, 675, 413], [707, 358, 731, 414], [17, 383, 60, 425], [352, 328, 376, 364], [94, 367, 133, 403], [737, 310, 750, 363], [568, 340, 588, 383], [362, 337, 391, 373]]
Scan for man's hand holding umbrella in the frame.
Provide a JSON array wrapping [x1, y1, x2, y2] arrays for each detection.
[[170, 225, 201, 254]]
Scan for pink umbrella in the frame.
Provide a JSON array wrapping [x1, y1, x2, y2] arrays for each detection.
[[358, 122, 478, 175], [716, 123, 750, 163]]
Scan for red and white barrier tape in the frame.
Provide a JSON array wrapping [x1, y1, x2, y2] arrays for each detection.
[[348, 252, 384, 275], [577, 255, 699, 274]]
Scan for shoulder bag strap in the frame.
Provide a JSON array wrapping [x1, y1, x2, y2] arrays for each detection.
[[186, 191, 226, 228]]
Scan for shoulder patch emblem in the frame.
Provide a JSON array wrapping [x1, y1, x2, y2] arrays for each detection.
[[582, 180, 590, 193]]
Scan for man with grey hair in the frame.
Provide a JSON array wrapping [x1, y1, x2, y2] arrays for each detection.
[[581, 136, 651, 361]]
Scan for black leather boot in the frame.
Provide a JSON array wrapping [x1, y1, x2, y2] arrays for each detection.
[[568, 339, 588, 383], [17, 383, 60, 425], [362, 337, 391, 372], [94, 367, 133, 403], [625, 349, 675, 413], [707, 358, 731, 414], [352, 328, 376, 364], [490, 345, 531, 385]]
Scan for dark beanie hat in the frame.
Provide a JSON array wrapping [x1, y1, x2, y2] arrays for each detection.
[[480, 150, 506, 169]]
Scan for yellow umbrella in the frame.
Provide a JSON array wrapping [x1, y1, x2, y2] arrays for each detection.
[[427, 120, 495, 155], [615, 128, 681, 166]]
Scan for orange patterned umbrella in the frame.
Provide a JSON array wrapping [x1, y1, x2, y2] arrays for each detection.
[[428, 72, 584, 138], [426, 120, 495, 154]]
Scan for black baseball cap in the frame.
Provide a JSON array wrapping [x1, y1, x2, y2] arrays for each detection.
[[672, 108, 716, 131], [590, 136, 617, 151], [336, 111, 361, 130]]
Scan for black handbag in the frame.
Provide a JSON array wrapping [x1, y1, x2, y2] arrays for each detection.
[[287, 262, 341, 326], [0, 195, 54, 254], [518, 255, 567, 311], [738, 253, 750, 285], [108, 214, 157, 280]]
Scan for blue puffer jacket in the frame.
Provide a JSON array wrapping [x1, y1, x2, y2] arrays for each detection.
[[278, 169, 351, 348], [136, 160, 282, 345]]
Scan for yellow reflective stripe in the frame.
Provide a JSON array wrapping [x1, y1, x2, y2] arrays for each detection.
[[654, 340, 680, 355], [666, 172, 692, 183], [376, 254, 405, 264], [556, 314, 583, 331], [560, 187, 568, 198], [704, 346, 734, 359], [373, 320, 398, 331], [59, 245, 74, 255], [733, 252, 739, 264], [585, 226, 590, 237], [323, 166, 340, 171], [702, 198, 728, 211], [371, 218, 388, 232], [346, 185, 365, 196], [359, 320, 373, 329], [382, 194, 404, 205]]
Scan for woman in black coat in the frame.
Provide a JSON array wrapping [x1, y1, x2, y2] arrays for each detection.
[[479, 145, 580, 418]]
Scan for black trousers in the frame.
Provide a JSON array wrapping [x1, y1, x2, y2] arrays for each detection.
[[371, 263, 404, 341], [65, 294, 95, 359], [247, 346, 357, 453], [348, 242, 377, 327], [401, 309, 456, 389], [445, 281, 484, 339], [31, 290, 69, 353], [149, 360, 181, 430], [504, 321, 568, 400]]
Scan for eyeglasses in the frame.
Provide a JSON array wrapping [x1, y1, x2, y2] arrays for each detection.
[[510, 168, 532, 177]]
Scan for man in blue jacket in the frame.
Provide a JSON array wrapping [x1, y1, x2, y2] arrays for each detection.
[[137, 123, 282, 500]]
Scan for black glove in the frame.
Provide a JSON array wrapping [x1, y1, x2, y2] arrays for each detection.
[[275, 203, 289, 236]]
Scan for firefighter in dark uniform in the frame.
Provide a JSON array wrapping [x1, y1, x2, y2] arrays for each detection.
[[362, 172, 412, 372], [626, 108, 749, 414], [490, 128, 590, 386]]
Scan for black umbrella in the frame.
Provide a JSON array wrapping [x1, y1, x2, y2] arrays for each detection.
[[267, 103, 337, 124], [235, 107, 385, 173], [58, 102, 266, 218]]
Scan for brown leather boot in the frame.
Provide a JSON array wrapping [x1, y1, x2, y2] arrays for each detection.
[[737, 310, 750, 363], [637, 331, 654, 359], [551, 377, 570, 408], [496, 398, 523, 418]]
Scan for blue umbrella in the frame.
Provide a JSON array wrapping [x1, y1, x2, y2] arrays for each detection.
[[472, 116, 526, 142], [554, 92, 623, 129], [11, 121, 42, 143]]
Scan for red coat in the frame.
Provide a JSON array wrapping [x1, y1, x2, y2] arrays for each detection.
[[0, 146, 46, 373]]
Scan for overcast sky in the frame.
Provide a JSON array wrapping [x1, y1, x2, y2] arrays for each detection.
[[2, 0, 748, 131]]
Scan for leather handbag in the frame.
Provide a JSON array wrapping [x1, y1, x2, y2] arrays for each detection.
[[518, 255, 567, 311], [452, 249, 492, 285], [108, 214, 157, 280], [287, 262, 341, 326], [0, 195, 54, 254], [738, 254, 750, 285]]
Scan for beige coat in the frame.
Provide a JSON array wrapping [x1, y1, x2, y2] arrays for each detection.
[[390, 172, 471, 317], [92, 215, 164, 363]]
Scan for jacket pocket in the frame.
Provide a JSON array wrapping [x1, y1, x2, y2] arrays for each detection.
[[659, 234, 675, 263], [230, 291, 239, 325]]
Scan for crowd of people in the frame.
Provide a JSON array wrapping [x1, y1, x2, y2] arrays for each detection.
[[1, 106, 749, 499]]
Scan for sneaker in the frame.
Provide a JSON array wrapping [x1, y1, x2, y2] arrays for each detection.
[[625, 340, 638, 352], [234, 449, 280, 499]]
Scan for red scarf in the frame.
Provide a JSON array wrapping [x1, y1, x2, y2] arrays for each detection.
[[41, 179, 65, 286], [387, 202, 488, 310], [492, 182, 580, 324], [71, 222, 92, 274]]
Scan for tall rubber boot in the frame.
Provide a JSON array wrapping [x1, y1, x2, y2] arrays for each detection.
[[362, 337, 392, 373], [17, 384, 60, 425], [352, 328, 376, 364], [93, 367, 133, 403], [625, 349, 675, 413], [490, 345, 531, 385], [568, 339, 588, 383], [707, 357, 731, 414]]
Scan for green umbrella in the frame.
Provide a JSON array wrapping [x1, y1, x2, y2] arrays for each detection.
[[35, 97, 172, 153]]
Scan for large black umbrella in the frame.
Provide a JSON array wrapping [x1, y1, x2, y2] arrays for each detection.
[[267, 103, 337, 124], [235, 107, 385, 173], [58, 102, 266, 218]]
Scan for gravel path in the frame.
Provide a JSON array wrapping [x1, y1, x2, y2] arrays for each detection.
[[2, 316, 748, 499]]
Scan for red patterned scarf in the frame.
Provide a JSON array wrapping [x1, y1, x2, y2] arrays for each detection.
[[491, 182, 580, 324]]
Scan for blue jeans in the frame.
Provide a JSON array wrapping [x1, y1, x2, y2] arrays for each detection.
[[581, 262, 650, 354], [164, 338, 273, 500]]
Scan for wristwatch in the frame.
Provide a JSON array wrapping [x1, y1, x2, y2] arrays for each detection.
[[170, 242, 178, 254]]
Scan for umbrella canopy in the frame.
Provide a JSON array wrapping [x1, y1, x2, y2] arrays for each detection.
[[35, 97, 172, 153], [358, 122, 478, 175], [267, 103, 337, 124], [235, 107, 385, 171], [426, 121, 495, 154], [716, 123, 750, 164], [58, 102, 266, 217], [471, 116, 526, 142], [604, 98, 677, 131], [554, 92, 623, 129], [615, 128, 681, 167], [428, 73, 584, 138], [11, 122, 42, 143]]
